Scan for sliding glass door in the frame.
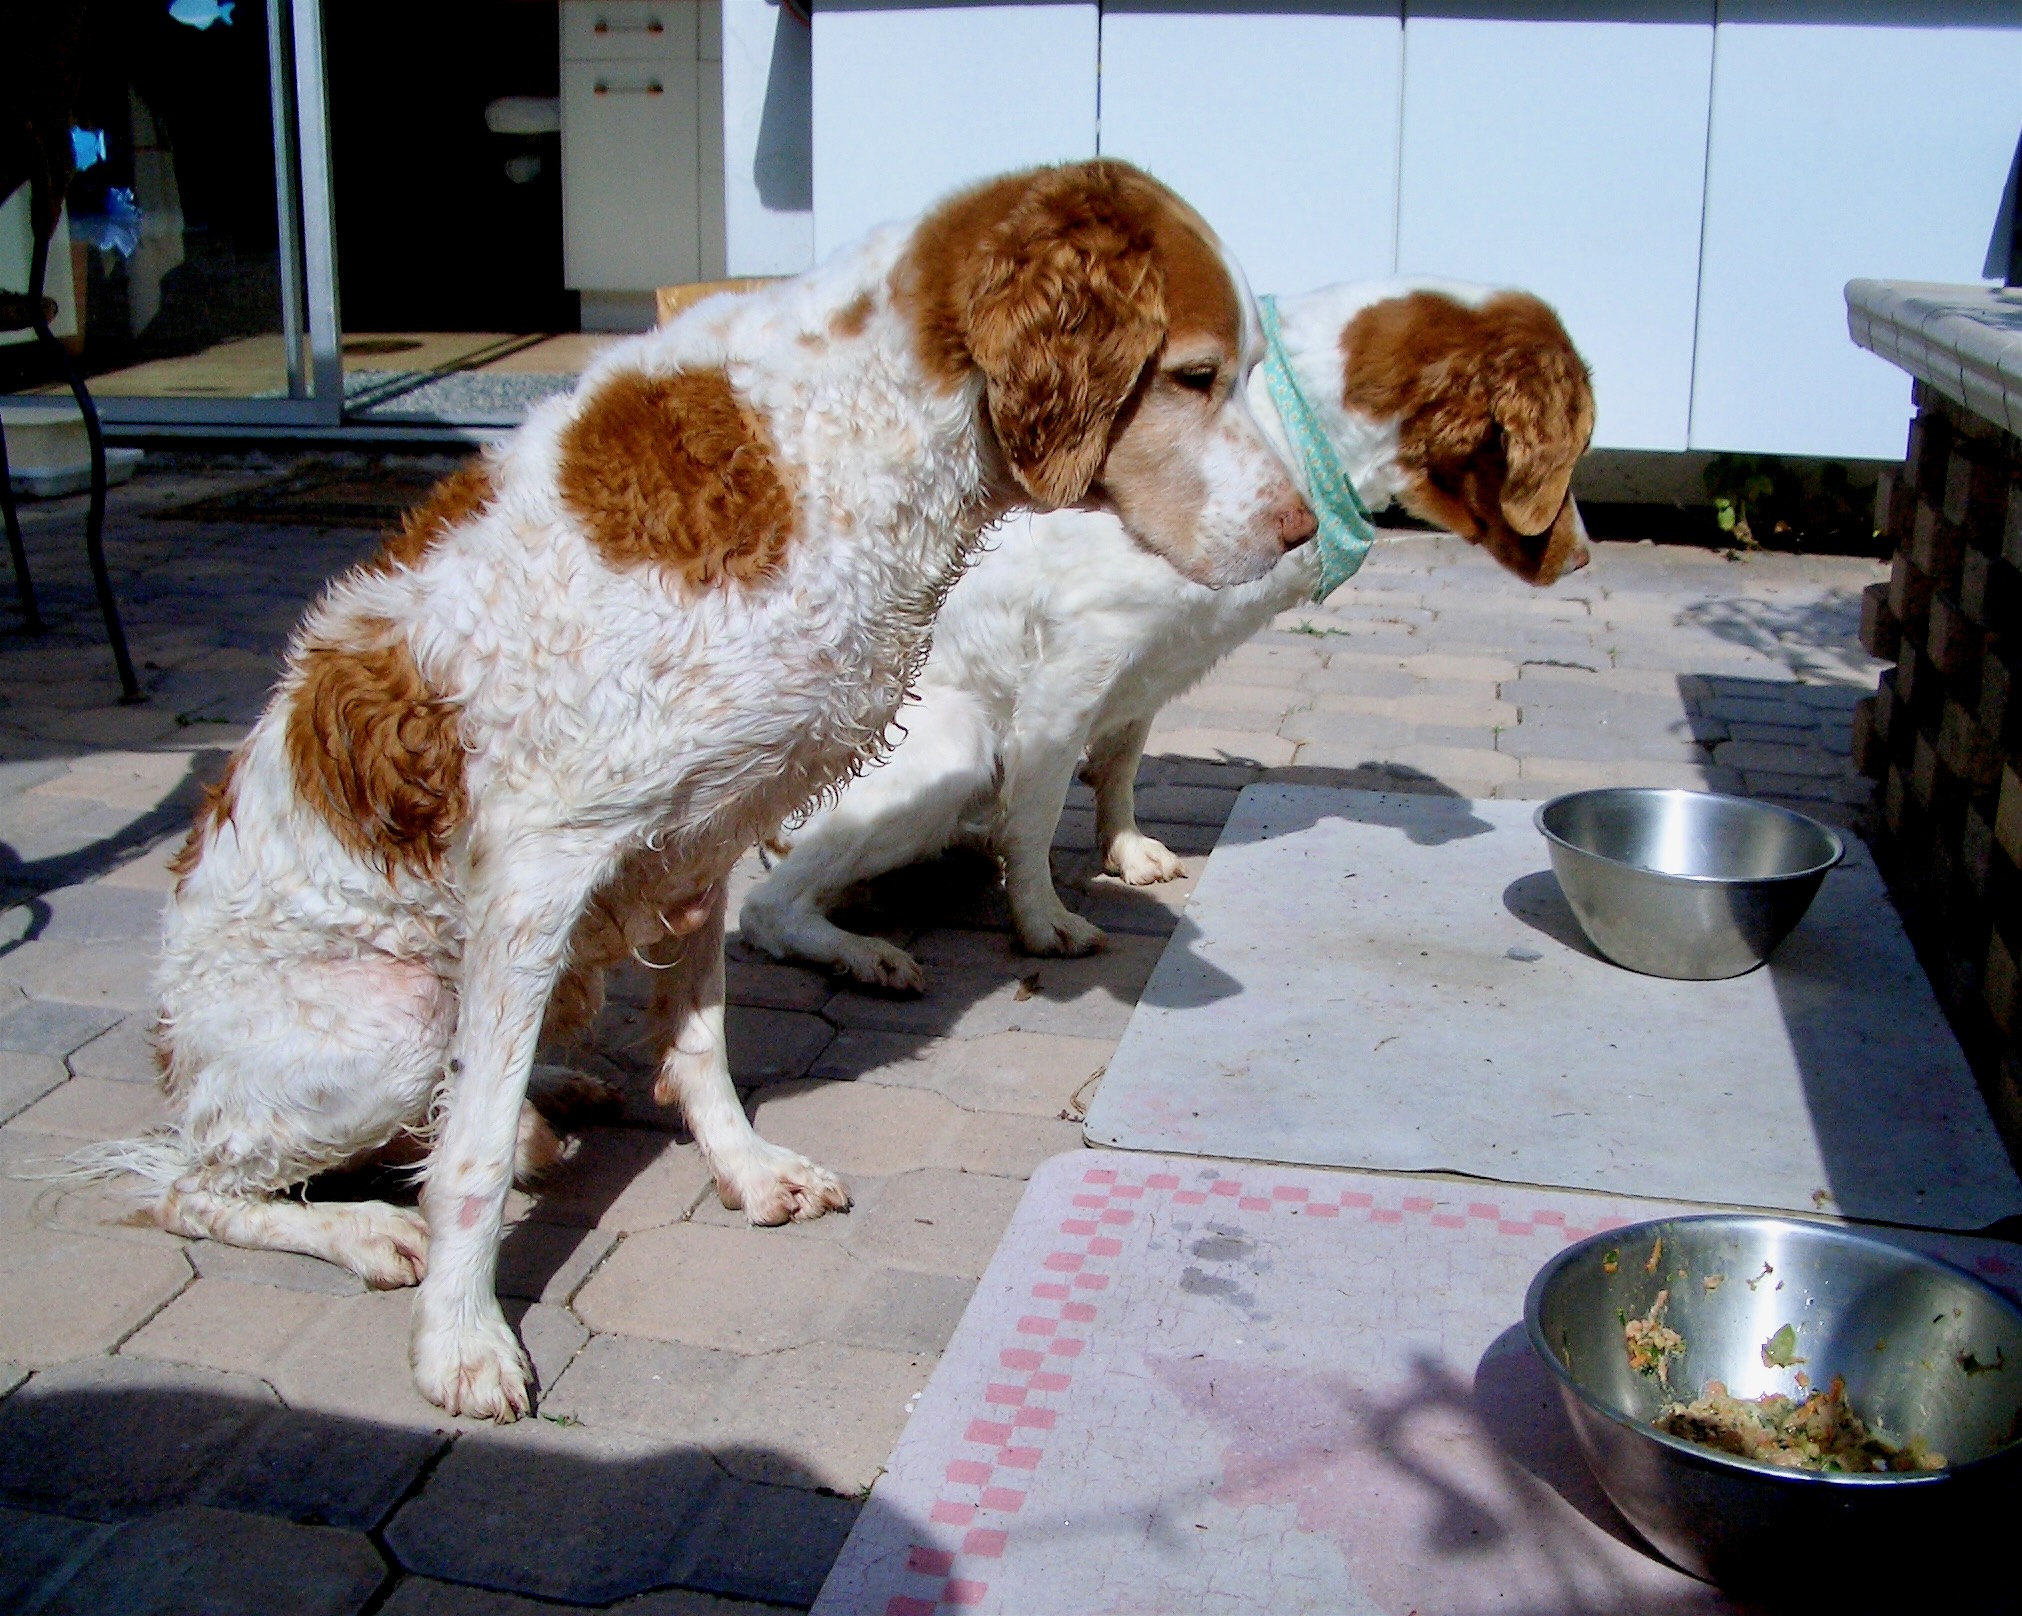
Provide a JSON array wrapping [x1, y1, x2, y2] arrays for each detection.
[[1, 0, 339, 428]]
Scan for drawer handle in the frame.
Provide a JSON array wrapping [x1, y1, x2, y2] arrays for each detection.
[[593, 18, 664, 32], [593, 80, 664, 95]]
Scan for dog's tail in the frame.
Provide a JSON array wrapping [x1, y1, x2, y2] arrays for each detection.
[[36, 1133, 189, 1196]]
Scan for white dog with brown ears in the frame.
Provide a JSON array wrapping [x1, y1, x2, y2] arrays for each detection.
[[737, 279, 1595, 988], [82, 161, 1314, 1421]]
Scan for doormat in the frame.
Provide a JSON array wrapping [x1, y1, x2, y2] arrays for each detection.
[[151, 458, 471, 529], [815, 1151, 2022, 1615], [343, 368, 577, 427], [1082, 786, 2022, 1231]]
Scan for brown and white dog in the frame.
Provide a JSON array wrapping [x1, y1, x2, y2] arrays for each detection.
[[737, 278, 1594, 987], [86, 161, 1314, 1420]]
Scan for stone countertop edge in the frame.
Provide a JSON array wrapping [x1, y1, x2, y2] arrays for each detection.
[[1846, 277, 2022, 438]]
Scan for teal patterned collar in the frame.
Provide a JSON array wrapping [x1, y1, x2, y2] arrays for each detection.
[[1258, 294, 1376, 602]]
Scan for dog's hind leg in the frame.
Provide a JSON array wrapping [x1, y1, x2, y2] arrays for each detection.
[[739, 688, 992, 991], [1085, 715, 1185, 885], [649, 885, 850, 1225], [131, 952, 454, 1287], [160, 1187, 429, 1289]]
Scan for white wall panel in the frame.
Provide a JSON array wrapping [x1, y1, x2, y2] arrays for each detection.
[[1690, 5, 2022, 460], [1397, 3, 1715, 452], [723, 0, 815, 275], [1097, 2, 1402, 297], [811, 1, 1098, 258]]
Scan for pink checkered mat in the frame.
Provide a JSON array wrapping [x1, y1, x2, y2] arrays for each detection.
[[814, 1152, 2022, 1616]]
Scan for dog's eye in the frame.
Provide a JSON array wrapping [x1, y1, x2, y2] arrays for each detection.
[[1170, 365, 1219, 394]]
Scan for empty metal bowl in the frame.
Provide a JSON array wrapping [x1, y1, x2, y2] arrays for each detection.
[[1535, 788, 1843, 979], [1526, 1214, 2022, 1596]]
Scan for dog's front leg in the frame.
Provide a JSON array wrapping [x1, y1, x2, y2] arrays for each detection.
[[1085, 715, 1185, 885], [648, 886, 850, 1224], [998, 686, 1109, 958], [410, 837, 612, 1421]]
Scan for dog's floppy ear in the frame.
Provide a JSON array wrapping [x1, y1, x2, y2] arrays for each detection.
[[1484, 295, 1594, 536], [903, 162, 1169, 509]]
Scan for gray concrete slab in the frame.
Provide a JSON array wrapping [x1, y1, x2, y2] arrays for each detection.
[[1085, 786, 2022, 1230]]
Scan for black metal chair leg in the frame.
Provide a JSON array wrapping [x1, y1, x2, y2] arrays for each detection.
[[26, 226, 139, 702], [0, 416, 46, 633]]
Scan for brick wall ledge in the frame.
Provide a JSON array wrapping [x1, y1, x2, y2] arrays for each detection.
[[1847, 280, 2022, 439]]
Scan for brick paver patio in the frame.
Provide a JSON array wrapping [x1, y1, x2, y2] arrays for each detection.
[[0, 458, 1885, 1612]]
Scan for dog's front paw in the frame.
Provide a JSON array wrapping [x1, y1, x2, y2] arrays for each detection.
[[716, 1142, 852, 1225], [1017, 906, 1107, 958], [343, 1205, 430, 1289], [410, 1302, 531, 1422], [836, 936, 927, 994], [1106, 831, 1186, 886]]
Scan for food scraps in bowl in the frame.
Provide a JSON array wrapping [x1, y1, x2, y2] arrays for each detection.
[[1655, 1376, 1947, 1474], [1623, 1289, 1684, 1384]]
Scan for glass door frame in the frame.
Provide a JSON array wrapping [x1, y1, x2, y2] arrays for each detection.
[[89, 0, 344, 431]]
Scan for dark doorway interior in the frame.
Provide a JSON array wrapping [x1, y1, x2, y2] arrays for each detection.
[[326, 0, 576, 334]]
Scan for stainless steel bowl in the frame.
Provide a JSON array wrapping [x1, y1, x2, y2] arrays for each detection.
[[1526, 1214, 2022, 1595], [1535, 788, 1843, 979]]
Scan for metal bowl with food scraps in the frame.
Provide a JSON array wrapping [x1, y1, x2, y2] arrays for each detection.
[[1535, 787, 1843, 979], [1525, 1213, 2022, 1597]]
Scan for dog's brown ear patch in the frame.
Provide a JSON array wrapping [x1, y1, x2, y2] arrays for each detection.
[[557, 369, 797, 587], [1344, 288, 1593, 584], [1343, 290, 1592, 536], [287, 628, 467, 878], [899, 161, 1174, 510], [369, 461, 494, 576]]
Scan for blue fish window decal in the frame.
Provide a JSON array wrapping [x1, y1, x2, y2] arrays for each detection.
[[168, 0, 235, 29]]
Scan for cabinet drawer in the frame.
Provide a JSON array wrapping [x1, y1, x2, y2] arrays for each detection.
[[563, 0, 695, 61], [563, 55, 703, 289]]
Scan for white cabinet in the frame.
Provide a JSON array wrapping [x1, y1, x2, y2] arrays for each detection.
[[1096, 2, 1402, 296], [1396, 3, 1715, 453], [562, 0, 726, 296], [811, 1, 1099, 259], [1690, 6, 2022, 460]]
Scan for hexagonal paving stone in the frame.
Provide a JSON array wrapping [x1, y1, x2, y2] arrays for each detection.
[[0, 1505, 115, 1613], [5, 1075, 168, 1140], [934, 1030, 1116, 1119], [517, 1125, 712, 1235], [0, 1227, 192, 1366], [0, 1050, 67, 1125], [716, 1341, 934, 1493], [845, 1167, 1028, 1279], [748, 1077, 965, 1178], [66, 1014, 162, 1083], [574, 1223, 862, 1354], [385, 1420, 719, 1605], [0, 1357, 276, 1517], [39, 1505, 386, 1616], [675, 1476, 861, 1609], [123, 1275, 338, 1378], [269, 1289, 489, 1433], [201, 1405, 446, 1534], [832, 1265, 976, 1356], [540, 1333, 745, 1443], [0, 1000, 122, 1060]]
